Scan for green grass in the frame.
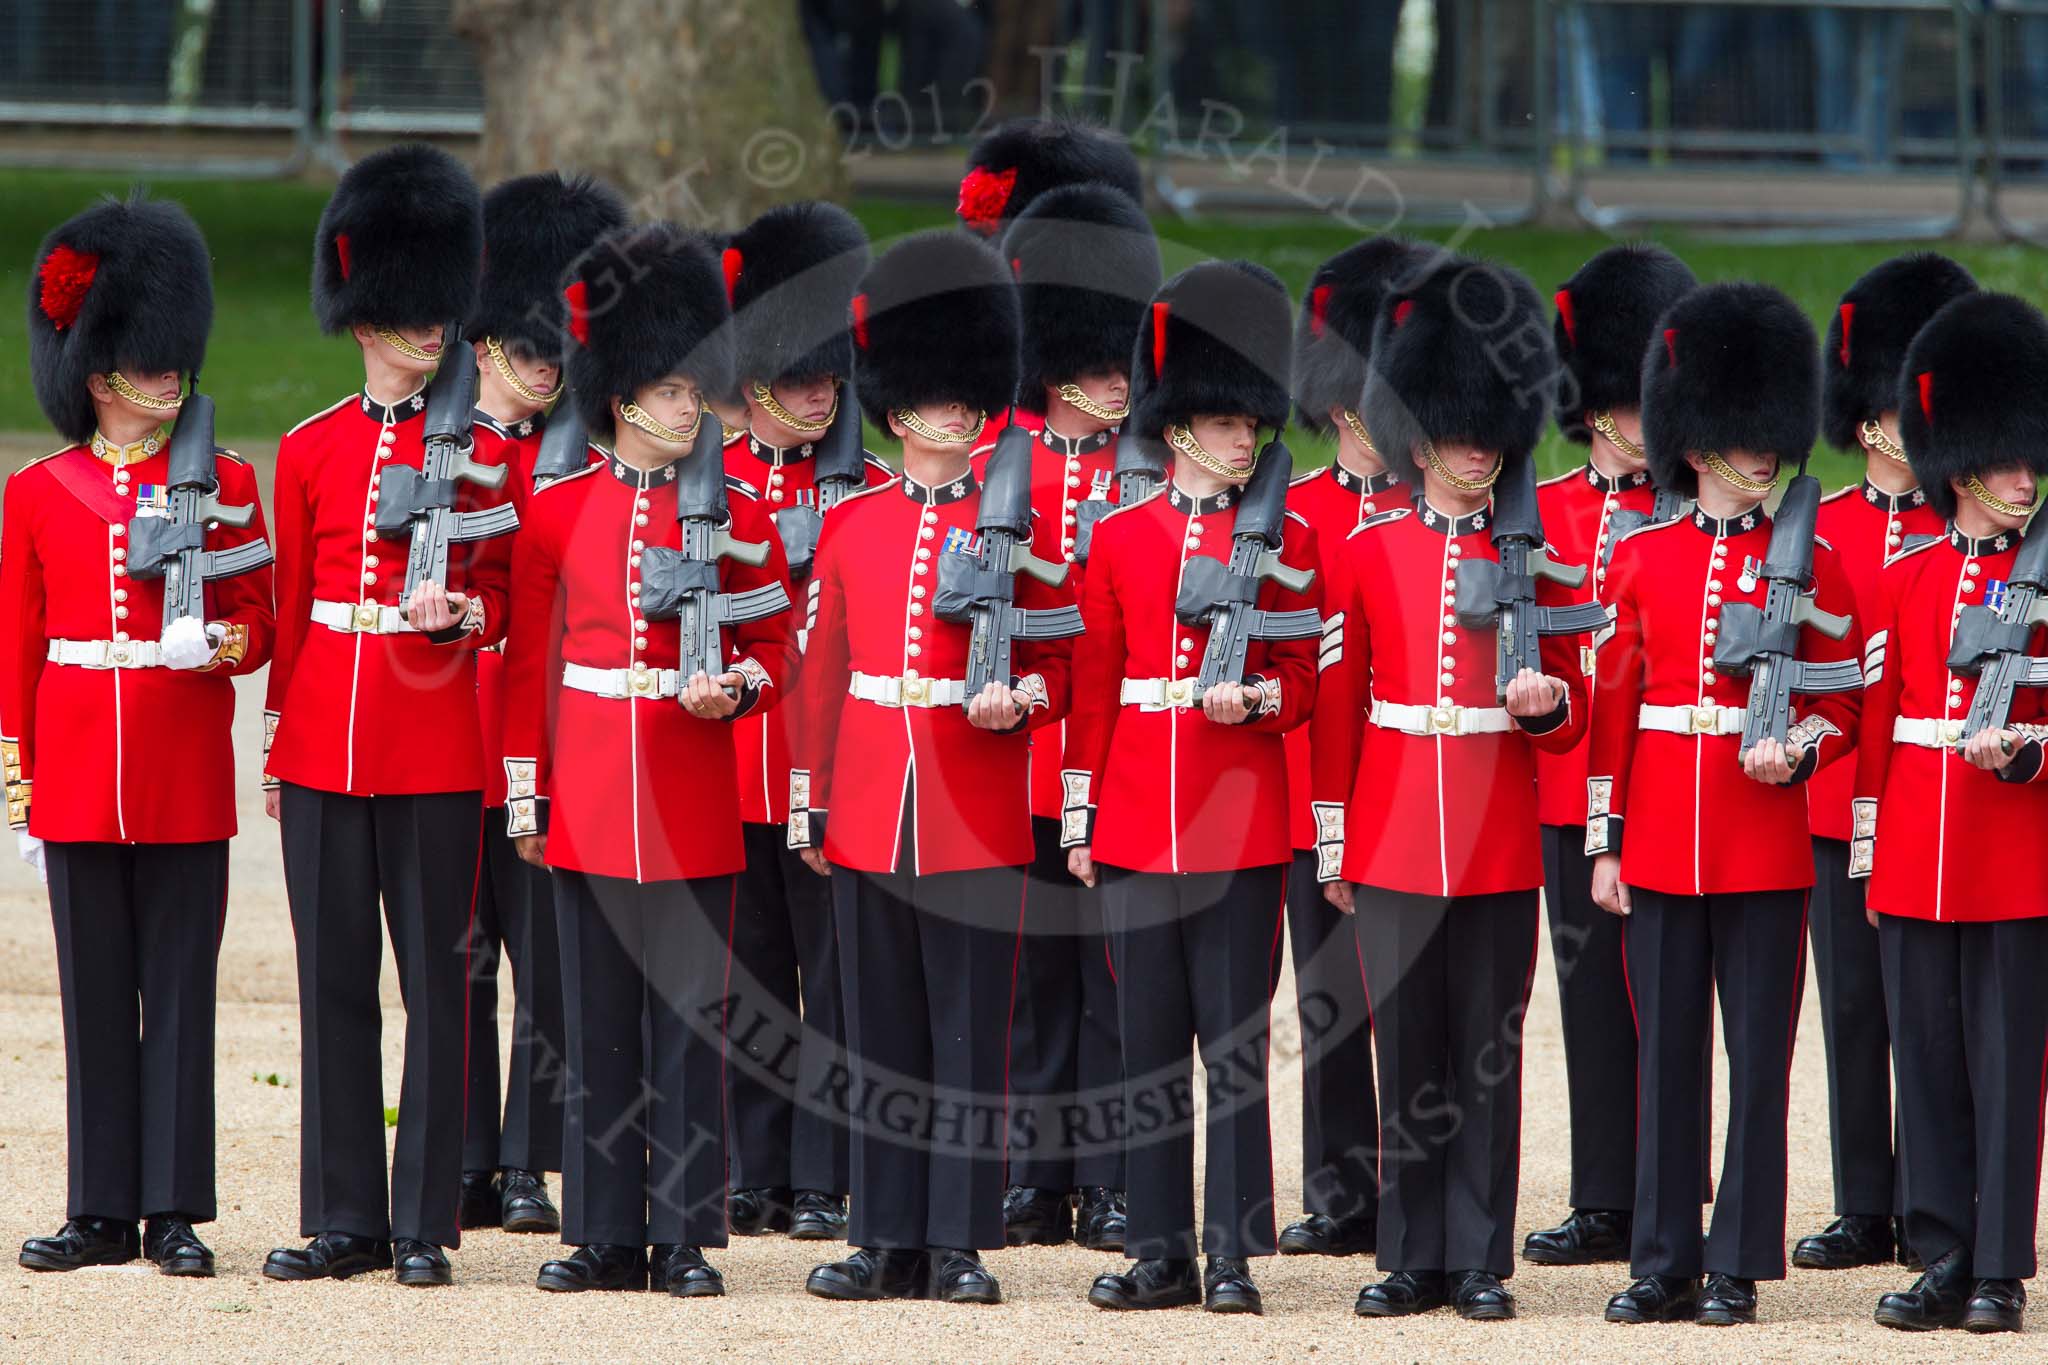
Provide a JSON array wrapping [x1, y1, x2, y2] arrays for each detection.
[[10, 166, 2048, 487]]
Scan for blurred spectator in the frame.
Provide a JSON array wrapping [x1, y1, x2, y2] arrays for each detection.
[[1585, 4, 1679, 162], [1807, 8, 1906, 166]]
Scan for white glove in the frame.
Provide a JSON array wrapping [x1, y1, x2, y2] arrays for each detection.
[[161, 616, 224, 670], [17, 831, 44, 884]]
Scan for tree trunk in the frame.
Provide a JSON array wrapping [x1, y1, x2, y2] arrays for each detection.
[[983, 0, 1055, 116], [451, 0, 847, 227]]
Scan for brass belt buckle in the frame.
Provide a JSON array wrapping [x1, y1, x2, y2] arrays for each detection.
[[1688, 705, 1720, 734], [1166, 677, 1194, 708], [901, 675, 929, 706], [108, 641, 132, 668], [629, 668, 657, 697], [1939, 718, 1964, 746], [353, 602, 382, 633], [1429, 704, 1459, 734]]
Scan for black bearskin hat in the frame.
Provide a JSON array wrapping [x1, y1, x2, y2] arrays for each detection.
[[1823, 252, 1978, 452], [469, 172, 628, 366], [1899, 291, 2048, 521], [1553, 242, 1697, 443], [1363, 252, 1554, 487], [28, 191, 213, 445], [957, 118, 1142, 238], [727, 200, 870, 388], [1002, 183, 1160, 415], [313, 143, 482, 335], [563, 222, 734, 431], [1291, 236, 1430, 437], [1129, 260, 1293, 439], [1641, 281, 1819, 497], [852, 230, 1019, 429]]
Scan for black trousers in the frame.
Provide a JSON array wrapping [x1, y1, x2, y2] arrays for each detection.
[[1284, 848, 1376, 1222], [280, 784, 481, 1248], [46, 839, 227, 1225], [835, 855, 1021, 1252], [1809, 836, 1894, 1217], [1540, 825, 1637, 1213], [1625, 886, 1807, 1280], [1880, 913, 2048, 1279], [1007, 817, 1124, 1192], [554, 869, 731, 1248], [461, 815, 565, 1174], [724, 821, 849, 1196], [1354, 885, 1538, 1278], [1106, 863, 1285, 1260]]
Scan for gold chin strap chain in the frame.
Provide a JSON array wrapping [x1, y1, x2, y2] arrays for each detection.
[[1699, 450, 1777, 496], [619, 402, 702, 446], [1057, 383, 1130, 423], [1589, 410, 1646, 462], [895, 408, 986, 445], [1421, 438, 1502, 492], [104, 372, 184, 411], [373, 328, 438, 362], [1166, 423, 1254, 482], [1965, 475, 2034, 519], [754, 381, 836, 434], [1340, 408, 1378, 457], [1860, 418, 1909, 465], [485, 337, 554, 408]]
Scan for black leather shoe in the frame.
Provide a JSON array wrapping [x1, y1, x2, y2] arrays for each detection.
[[1792, 1214, 1894, 1270], [536, 1243, 649, 1292], [1963, 1278, 2025, 1334], [929, 1248, 1001, 1304], [1449, 1269, 1516, 1320], [499, 1169, 560, 1234], [1075, 1187, 1127, 1252], [19, 1217, 140, 1272], [806, 1247, 929, 1301], [262, 1232, 393, 1281], [1522, 1209, 1630, 1266], [1002, 1185, 1073, 1246], [652, 1245, 725, 1298], [729, 1186, 792, 1236], [457, 1170, 500, 1230], [1088, 1257, 1200, 1311], [143, 1218, 215, 1278], [1695, 1273, 1757, 1325], [1606, 1274, 1702, 1323], [393, 1239, 452, 1287], [1279, 1211, 1376, 1257], [789, 1190, 848, 1242], [1875, 1247, 1974, 1331], [1355, 1269, 1449, 1317], [1204, 1257, 1262, 1314]]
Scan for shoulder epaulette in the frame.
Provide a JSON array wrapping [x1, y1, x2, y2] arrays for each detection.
[[284, 394, 355, 439], [1289, 465, 1323, 487], [861, 453, 894, 477], [1284, 509, 1309, 527], [1346, 506, 1412, 539], [1612, 513, 1685, 550], [534, 462, 602, 494], [725, 473, 761, 501], [1536, 467, 1580, 489], [1884, 534, 1943, 568], [215, 447, 250, 467], [1817, 484, 1853, 505], [834, 475, 901, 508], [1813, 534, 1834, 552], [472, 408, 510, 439], [14, 447, 68, 476], [1095, 489, 1163, 525]]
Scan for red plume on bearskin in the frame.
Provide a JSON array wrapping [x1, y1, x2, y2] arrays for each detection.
[[37, 244, 99, 331], [956, 166, 1018, 236]]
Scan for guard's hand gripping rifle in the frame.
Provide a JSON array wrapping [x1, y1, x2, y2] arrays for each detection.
[[772, 385, 866, 580], [1945, 522, 2048, 744], [1709, 473, 1861, 753], [638, 414, 792, 697], [1072, 431, 1163, 564], [371, 324, 520, 603], [1174, 440, 1321, 694], [1453, 454, 1608, 701], [125, 391, 274, 626], [933, 425, 1085, 712]]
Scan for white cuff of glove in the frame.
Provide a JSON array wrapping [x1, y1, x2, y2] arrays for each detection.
[[161, 617, 225, 670]]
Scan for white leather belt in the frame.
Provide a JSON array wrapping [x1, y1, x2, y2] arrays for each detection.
[[1121, 676, 1200, 711], [47, 638, 162, 669], [1893, 715, 1965, 749], [849, 671, 966, 708], [312, 598, 416, 635], [1639, 702, 1744, 736], [1369, 698, 1513, 736], [562, 661, 681, 699]]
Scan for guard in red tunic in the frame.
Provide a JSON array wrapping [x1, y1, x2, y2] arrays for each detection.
[[261, 145, 511, 1288], [503, 223, 796, 1297], [994, 182, 1159, 1253], [1523, 243, 1697, 1269], [1067, 260, 1314, 1317], [1858, 292, 2048, 1335], [1275, 235, 1427, 1263], [458, 170, 628, 1242], [717, 199, 886, 1243], [1313, 254, 1587, 1323], [791, 231, 1073, 1306], [10, 194, 274, 1279], [1590, 283, 1862, 1327], [1790, 253, 1975, 1274]]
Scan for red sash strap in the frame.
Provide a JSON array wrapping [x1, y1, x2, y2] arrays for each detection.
[[45, 449, 137, 525]]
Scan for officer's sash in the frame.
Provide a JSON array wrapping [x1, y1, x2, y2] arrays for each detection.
[[46, 449, 144, 525]]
